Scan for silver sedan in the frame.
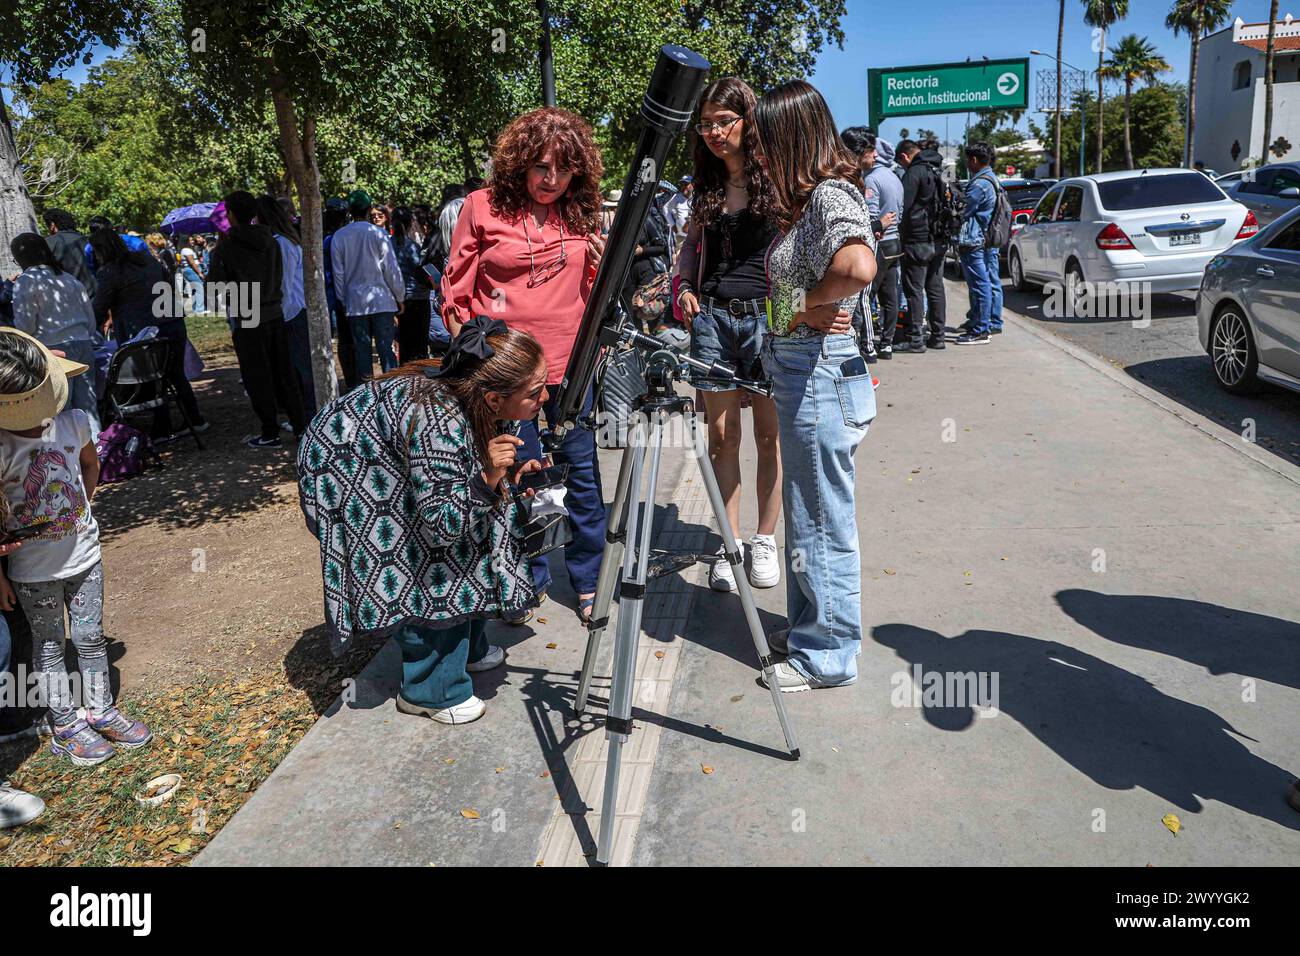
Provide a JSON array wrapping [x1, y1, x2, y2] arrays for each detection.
[[1197, 204, 1300, 395]]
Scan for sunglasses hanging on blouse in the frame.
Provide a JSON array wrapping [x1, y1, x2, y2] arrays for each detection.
[[523, 211, 568, 288]]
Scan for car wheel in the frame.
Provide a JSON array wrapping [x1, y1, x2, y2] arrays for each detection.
[[1210, 306, 1262, 394], [1009, 249, 1032, 293]]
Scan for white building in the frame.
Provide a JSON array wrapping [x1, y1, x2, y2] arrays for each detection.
[[1193, 16, 1300, 173]]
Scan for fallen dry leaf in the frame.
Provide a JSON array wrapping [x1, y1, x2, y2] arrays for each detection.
[[545, 642, 557, 649], [460, 808, 481, 820], [1162, 813, 1181, 836], [701, 765, 714, 775]]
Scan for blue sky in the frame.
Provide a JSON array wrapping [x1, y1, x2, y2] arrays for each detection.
[[813, 0, 1259, 142]]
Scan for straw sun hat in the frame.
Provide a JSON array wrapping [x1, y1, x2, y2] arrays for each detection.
[[0, 328, 90, 431]]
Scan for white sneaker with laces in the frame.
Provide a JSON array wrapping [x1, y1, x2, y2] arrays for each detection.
[[749, 534, 780, 588], [467, 644, 505, 672], [396, 694, 486, 725], [758, 660, 856, 693], [0, 782, 45, 829], [708, 544, 737, 592], [759, 660, 811, 693]]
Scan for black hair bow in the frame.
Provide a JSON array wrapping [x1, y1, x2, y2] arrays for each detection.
[[424, 315, 508, 378]]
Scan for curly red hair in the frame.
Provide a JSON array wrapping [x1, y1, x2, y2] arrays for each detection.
[[488, 107, 603, 236]]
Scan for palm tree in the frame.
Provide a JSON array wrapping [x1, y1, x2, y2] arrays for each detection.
[[1101, 35, 1172, 168], [1167, 0, 1234, 168], [1056, 0, 1066, 177], [1263, 0, 1280, 159], [1082, 0, 1129, 173]]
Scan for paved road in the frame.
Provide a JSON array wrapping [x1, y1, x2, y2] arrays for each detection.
[[997, 283, 1300, 467]]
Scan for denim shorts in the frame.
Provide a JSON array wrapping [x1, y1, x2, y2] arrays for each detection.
[[689, 299, 767, 391]]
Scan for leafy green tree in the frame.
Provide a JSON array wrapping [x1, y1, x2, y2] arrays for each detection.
[[1035, 83, 1185, 174], [0, 0, 151, 273], [1166, 0, 1232, 167], [1101, 34, 1171, 169], [1081, 0, 1128, 174]]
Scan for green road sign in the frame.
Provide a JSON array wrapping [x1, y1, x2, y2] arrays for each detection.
[[868, 58, 1029, 130]]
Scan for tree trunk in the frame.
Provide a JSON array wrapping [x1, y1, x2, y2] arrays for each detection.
[[1123, 79, 1134, 169], [1186, 8, 1203, 167], [1096, 31, 1105, 173], [268, 64, 337, 413], [1263, 0, 1279, 159], [0, 91, 39, 278], [457, 129, 477, 183], [1055, 0, 1064, 178]]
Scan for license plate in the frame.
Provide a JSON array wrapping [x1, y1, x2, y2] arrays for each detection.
[[1169, 231, 1202, 247]]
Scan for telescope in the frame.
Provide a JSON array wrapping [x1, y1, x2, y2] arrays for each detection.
[[547, 44, 711, 446]]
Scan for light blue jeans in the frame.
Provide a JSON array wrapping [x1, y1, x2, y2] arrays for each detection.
[[958, 246, 1003, 334], [764, 332, 875, 685]]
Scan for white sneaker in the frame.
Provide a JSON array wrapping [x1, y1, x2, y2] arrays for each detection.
[[467, 645, 505, 672], [0, 782, 45, 829], [758, 660, 856, 693], [395, 694, 486, 725], [758, 660, 811, 693], [709, 544, 737, 592], [749, 534, 780, 588]]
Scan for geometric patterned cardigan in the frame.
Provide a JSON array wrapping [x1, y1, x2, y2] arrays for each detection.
[[297, 375, 536, 655]]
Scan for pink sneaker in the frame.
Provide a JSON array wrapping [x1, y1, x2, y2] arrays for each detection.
[[87, 707, 153, 750], [50, 718, 114, 767]]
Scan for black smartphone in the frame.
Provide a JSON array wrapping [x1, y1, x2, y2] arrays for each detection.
[[840, 355, 869, 378], [515, 463, 569, 494]]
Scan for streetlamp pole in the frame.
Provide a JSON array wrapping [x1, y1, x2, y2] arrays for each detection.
[[538, 0, 556, 108]]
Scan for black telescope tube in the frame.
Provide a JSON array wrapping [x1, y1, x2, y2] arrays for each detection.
[[548, 44, 711, 442]]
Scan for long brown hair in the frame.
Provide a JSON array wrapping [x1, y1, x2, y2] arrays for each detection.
[[375, 329, 545, 466], [752, 80, 861, 229], [688, 77, 776, 230], [488, 107, 603, 235]]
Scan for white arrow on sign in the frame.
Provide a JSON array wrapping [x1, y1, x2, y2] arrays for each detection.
[[996, 72, 1020, 96]]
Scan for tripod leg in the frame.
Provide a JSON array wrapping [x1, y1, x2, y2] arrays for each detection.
[[686, 411, 800, 759], [576, 437, 638, 714], [597, 414, 665, 865]]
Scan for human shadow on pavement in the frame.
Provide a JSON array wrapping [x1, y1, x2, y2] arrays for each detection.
[[1056, 590, 1300, 692], [872, 623, 1300, 831]]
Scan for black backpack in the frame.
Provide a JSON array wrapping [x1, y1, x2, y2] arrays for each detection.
[[930, 173, 966, 246], [978, 171, 1014, 249]]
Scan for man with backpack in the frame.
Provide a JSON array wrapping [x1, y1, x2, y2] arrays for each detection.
[[895, 139, 948, 352], [955, 142, 1009, 345]]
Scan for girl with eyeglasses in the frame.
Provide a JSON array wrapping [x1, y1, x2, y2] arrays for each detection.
[[674, 77, 784, 595], [441, 107, 608, 625]]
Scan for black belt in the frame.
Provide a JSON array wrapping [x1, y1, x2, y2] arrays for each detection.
[[700, 295, 767, 317]]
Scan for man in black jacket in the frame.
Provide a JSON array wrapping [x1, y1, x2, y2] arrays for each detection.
[[207, 190, 305, 449], [895, 140, 947, 352]]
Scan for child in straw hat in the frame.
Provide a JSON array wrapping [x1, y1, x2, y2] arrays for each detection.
[[0, 329, 151, 766]]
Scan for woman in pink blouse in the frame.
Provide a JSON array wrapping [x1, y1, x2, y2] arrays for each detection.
[[441, 107, 607, 624]]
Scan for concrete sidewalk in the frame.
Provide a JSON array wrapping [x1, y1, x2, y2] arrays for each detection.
[[201, 281, 1300, 865]]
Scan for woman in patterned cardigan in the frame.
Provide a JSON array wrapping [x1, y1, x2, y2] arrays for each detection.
[[298, 318, 549, 725]]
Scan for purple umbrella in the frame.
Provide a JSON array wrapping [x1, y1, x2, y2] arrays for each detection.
[[160, 202, 218, 235]]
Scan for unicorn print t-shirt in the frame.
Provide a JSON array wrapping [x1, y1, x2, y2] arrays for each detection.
[[0, 408, 101, 583]]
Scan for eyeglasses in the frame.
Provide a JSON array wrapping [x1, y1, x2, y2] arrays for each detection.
[[523, 216, 568, 288], [695, 116, 742, 136]]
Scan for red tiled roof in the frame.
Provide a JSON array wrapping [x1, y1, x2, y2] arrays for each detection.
[[1236, 36, 1300, 51]]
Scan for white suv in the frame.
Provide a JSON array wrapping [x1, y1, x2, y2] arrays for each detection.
[[1007, 168, 1258, 298]]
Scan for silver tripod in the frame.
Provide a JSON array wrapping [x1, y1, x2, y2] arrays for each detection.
[[571, 332, 800, 865]]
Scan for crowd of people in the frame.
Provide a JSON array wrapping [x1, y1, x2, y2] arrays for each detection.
[[0, 70, 1013, 826]]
